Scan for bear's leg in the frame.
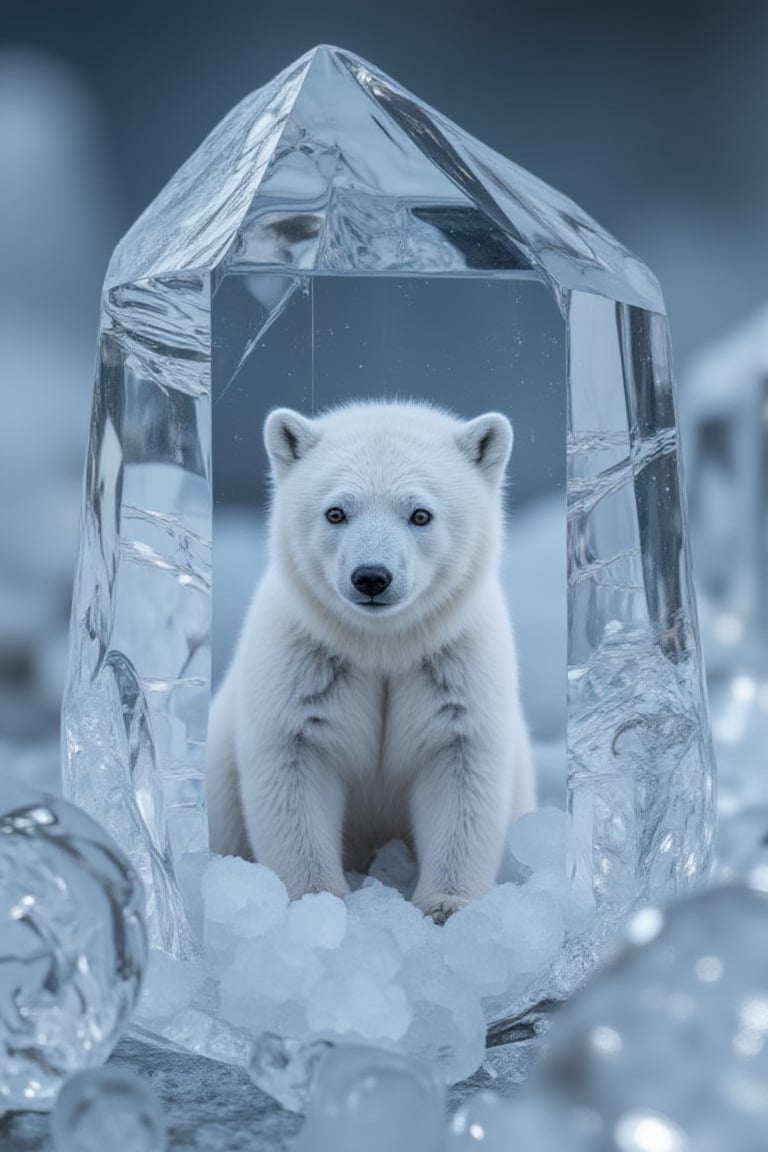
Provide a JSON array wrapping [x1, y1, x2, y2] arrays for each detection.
[[409, 761, 509, 924], [206, 673, 251, 858], [238, 754, 351, 902]]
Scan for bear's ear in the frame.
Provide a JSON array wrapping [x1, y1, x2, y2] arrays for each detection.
[[264, 408, 320, 478], [456, 412, 513, 484]]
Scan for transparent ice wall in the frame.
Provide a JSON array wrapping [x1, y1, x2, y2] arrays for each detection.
[[62, 45, 715, 1051]]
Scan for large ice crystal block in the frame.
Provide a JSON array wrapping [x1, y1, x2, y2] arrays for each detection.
[[62, 45, 714, 1063], [0, 779, 147, 1112]]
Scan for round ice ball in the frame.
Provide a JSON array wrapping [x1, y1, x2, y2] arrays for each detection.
[[51, 1067, 166, 1152], [541, 883, 768, 1150], [0, 780, 147, 1113], [449, 1090, 594, 1152], [295, 1044, 445, 1152]]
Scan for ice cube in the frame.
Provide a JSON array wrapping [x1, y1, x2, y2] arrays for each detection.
[[202, 855, 288, 930], [540, 883, 768, 1151], [248, 1032, 335, 1114], [51, 1067, 165, 1152], [0, 781, 146, 1112], [449, 1090, 595, 1152], [295, 1044, 445, 1152]]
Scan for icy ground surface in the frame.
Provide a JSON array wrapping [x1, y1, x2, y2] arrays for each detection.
[[0, 1036, 302, 1152], [0, 1033, 529, 1151]]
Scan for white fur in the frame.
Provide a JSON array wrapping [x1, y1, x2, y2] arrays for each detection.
[[207, 399, 535, 921]]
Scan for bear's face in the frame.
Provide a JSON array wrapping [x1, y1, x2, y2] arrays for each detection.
[[264, 402, 512, 630], [313, 476, 448, 615]]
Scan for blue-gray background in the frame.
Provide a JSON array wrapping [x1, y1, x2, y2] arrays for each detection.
[[1, 0, 764, 742], [6, 0, 766, 357]]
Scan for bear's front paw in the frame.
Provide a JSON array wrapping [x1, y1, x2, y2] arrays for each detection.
[[415, 892, 470, 925]]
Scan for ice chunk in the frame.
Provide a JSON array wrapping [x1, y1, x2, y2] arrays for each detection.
[[285, 892, 347, 949], [539, 883, 768, 1150], [449, 1090, 595, 1152], [202, 855, 288, 928], [161, 1008, 251, 1066], [248, 1033, 334, 1114], [306, 970, 411, 1042], [441, 883, 565, 998], [134, 948, 207, 1023], [397, 946, 487, 1084], [51, 1067, 165, 1152], [0, 779, 146, 1113], [295, 1044, 445, 1152], [347, 879, 435, 954], [220, 931, 325, 1024], [202, 856, 288, 964]]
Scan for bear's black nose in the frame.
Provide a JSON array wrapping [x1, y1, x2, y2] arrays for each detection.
[[351, 566, 392, 598]]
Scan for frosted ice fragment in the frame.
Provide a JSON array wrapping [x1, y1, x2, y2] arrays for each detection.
[[51, 1067, 165, 1152], [296, 1044, 445, 1152]]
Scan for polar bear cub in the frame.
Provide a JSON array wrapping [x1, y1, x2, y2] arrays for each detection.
[[207, 399, 534, 922]]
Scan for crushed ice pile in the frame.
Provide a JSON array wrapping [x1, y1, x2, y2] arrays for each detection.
[[134, 806, 594, 1085], [295, 867, 768, 1151], [0, 779, 148, 1113]]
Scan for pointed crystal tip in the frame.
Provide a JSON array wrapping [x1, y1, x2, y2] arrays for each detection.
[[106, 45, 661, 312]]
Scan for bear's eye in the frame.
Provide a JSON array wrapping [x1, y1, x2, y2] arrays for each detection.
[[325, 507, 346, 524], [410, 508, 432, 527]]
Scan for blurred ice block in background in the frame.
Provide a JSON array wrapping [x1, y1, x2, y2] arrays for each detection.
[[0, 48, 116, 761], [682, 306, 768, 815]]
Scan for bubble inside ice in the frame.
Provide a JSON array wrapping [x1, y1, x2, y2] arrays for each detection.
[[295, 1044, 445, 1152], [0, 779, 147, 1113], [51, 1067, 166, 1152]]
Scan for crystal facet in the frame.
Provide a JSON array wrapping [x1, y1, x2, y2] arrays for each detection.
[[62, 45, 714, 1069]]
